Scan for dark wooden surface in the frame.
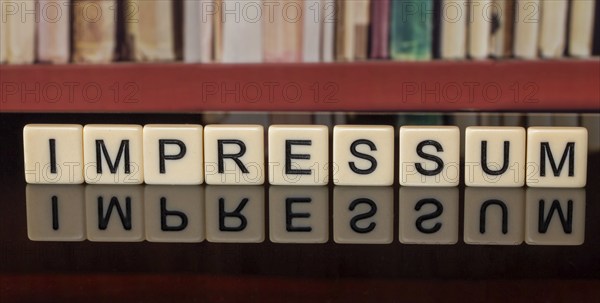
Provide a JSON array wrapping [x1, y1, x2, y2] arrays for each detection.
[[1, 113, 599, 302]]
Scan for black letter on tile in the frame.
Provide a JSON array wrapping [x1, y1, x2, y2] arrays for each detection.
[[349, 198, 377, 233], [159, 139, 187, 174], [479, 199, 508, 234], [415, 140, 444, 176], [218, 140, 249, 174], [219, 198, 249, 231], [285, 140, 312, 175], [349, 139, 378, 174], [481, 141, 510, 175], [415, 198, 443, 234], [286, 197, 312, 232], [49, 139, 57, 174], [51, 195, 59, 230], [160, 198, 188, 231], [540, 142, 575, 177], [539, 199, 573, 234], [96, 140, 130, 174], [98, 196, 132, 230]]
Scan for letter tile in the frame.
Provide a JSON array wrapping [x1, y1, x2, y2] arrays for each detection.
[[205, 186, 264, 243], [333, 187, 393, 244], [465, 127, 526, 187], [26, 185, 85, 241], [399, 126, 460, 187], [204, 125, 265, 185], [269, 125, 329, 185], [85, 185, 144, 242], [83, 125, 144, 184], [333, 125, 394, 186], [269, 186, 328, 243], [144, 186, 204, 243], [23, 124, 84, 184], [399, 187, 459, 244], [464, 188, 525, 245], [143, 125, 203, 185], [526, 127, 587, 188], [525, 188, 585, 245]]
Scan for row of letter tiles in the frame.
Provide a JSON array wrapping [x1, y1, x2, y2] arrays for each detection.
[[26, 185, 585, 245], [23, 124, 588, 187]]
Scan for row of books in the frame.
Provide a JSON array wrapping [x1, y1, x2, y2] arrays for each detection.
[[1, 0, 599, 64]]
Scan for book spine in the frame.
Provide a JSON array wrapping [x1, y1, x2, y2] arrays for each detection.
[[73, 0, 116, 63], [468, 0, 491, 59], [390, 0, 433, 61], [489, 0, 514, 58], [199, 0, 215, 63], [37, 0, 70, 64], [369, 0, 390, 59], [354, 0, 370, 61], [0, 0, 7, 63], [303, 0, 323, 62], [513, 0, 539, 59], [5, 0, 36, 64], [336, 0, 356, 61], [183, 0, 202, 63], [264, 0, 302, 63], [539, 0, 568, 58], [213, 0, 223, 62], [568, 0, 596, 58], [440, 0, 467, 59], [221, 0, 263, 63], [127, 0, 175, 62], [321, 0, 335, 62]]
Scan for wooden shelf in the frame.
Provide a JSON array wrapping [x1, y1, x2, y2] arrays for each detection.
[[1, 60, 598, 113]]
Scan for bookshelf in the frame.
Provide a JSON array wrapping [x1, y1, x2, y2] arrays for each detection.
[[1, 60, 599, 113]]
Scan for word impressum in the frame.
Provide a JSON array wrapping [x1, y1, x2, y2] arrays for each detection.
[[23, 124, 588, 187], [26, 185, 585, 246]]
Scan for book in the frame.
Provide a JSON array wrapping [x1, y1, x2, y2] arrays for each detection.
[[440, 0, 467, 59], [4, 0, 35, 64], [264, 0, 303, 62], [568, 0, 596, 58], [595, 0, 600, 55], [489, 0, 515, 58], [370, 0, 390, 59], [0, 0, 7, 63], [390, 0, 433, 61], [37, 0, 70, 64], [213, 0, 223, 62], [322, 0, 336, 62], [468, 0, 491, 59], [220, 0, 263, 63], [335, 0, 355, 61], [183, 0, 201, 63], [539, 0, 568, 58], [353, 0, 370, 60], [513, 0, 540, 59], [126, 0, 175, 62], [73, 0, 117, 63], [303, 0, 323, 62]]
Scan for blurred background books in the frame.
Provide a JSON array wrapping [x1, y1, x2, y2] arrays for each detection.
[[1, 0, 598, 65]]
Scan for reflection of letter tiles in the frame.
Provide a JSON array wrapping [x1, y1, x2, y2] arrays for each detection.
[[26, 185, 86, 241], [85, 186, 145, 242], [205, 186, 264, 243], [525, 189, 585, 245], [334, 187, 393, 244], [144, 186, 205, 243], [399, 187, 459, 244], [269, 186, 328, 243], [464, 188, 525, 245]]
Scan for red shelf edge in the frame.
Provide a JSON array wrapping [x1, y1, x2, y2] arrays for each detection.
[[1, 61, 599, 113]]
